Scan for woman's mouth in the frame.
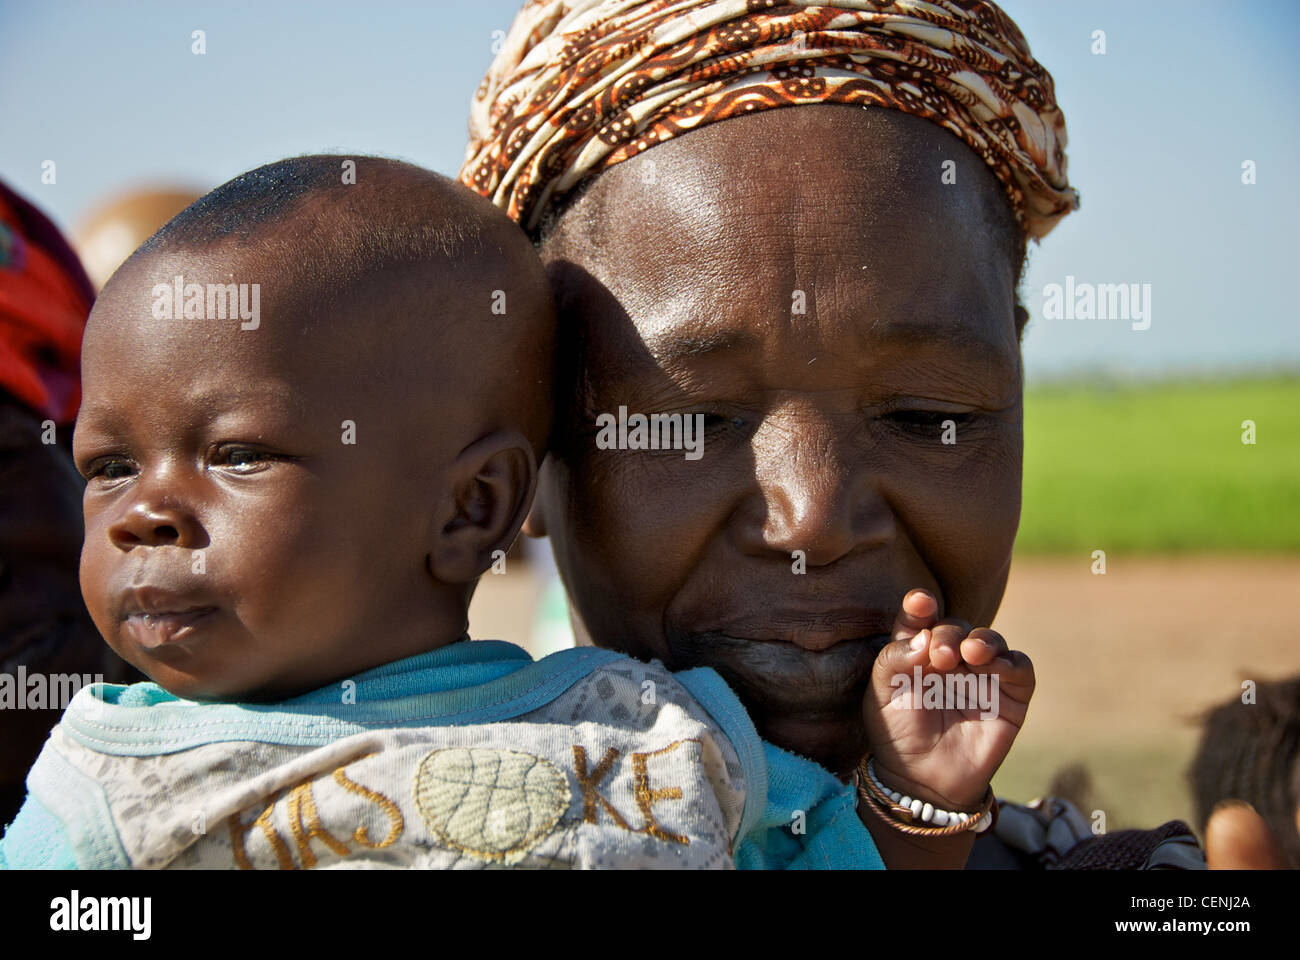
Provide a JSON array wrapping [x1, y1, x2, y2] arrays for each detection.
[[701, 606, 896, 651], [665, 630, 889, 717]]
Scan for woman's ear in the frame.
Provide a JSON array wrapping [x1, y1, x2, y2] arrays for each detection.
[[1013, 302, 1030, 342], [522, 504, 547, 539], [428, 431, 537, 584]]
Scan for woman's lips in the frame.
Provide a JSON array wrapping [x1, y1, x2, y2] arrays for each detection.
[[121, 606, 217, 649], [665, 630, 890, 717], [703, 609, 895, 652], [761, 628, 876, 652]]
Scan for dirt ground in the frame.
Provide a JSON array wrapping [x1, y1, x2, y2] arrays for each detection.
[[471, 553, 1300, 834]]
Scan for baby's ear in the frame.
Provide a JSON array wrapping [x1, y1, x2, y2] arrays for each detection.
[[521, 455, 553, 538], [427, 431, 537, 584]]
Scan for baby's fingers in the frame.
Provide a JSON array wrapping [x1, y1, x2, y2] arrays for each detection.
[[927, 618, 972, 671], [960, 627, 1007, 667], [960, 650, 1035, 728], [968, 648, 1036, 703], [891, 588, 939, 643]]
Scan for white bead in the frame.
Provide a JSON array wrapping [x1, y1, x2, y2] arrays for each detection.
[[932, 809, 949, 826], [921, 802, 934, 822], [957, 812, 969, 824], [889, 791, 902, 803], [909, 798, 923, 818], [899, 796, 911, 810], [973, 812, 991, 833]]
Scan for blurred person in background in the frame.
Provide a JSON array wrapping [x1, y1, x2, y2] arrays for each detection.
[[1190, 676, 1300, 870], [0, 180, 137, 827], [71, 188, 201, 292]]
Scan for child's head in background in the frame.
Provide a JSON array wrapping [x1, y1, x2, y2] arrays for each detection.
[[73, 156, 555, 703], [1189, 675, 1300, 868]]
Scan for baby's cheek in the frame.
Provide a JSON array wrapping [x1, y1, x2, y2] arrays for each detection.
[[78, 526, 116, 639], [245, 522, 356, 619]]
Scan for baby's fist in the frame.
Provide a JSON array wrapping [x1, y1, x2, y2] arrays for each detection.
[[862, 589, 1035, 811]]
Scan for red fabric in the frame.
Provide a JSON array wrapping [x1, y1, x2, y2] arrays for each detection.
[[0, 184, 93, 424]]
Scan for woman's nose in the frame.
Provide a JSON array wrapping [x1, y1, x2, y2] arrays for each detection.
[[743, 407, 895, 566]]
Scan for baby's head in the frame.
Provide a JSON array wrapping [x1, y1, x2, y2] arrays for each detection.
[[74, 156, 554, 702]]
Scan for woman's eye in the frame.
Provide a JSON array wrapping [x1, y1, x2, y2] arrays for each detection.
[[702, 413, 745, 431], [886, 410, 976, 432]]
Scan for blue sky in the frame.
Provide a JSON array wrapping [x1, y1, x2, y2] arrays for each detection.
[[3, 0, 1296, 381]]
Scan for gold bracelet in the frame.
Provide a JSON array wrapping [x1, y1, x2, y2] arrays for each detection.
[[854, 755, 997, 837]]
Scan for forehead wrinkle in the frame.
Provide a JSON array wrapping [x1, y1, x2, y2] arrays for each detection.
[[563, 108, 1021, 381], [632, 286, 1014, 378], [585, 108, 1015, 275]]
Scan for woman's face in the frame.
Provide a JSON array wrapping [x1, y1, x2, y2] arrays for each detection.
[[533, 105, 1026, 775]]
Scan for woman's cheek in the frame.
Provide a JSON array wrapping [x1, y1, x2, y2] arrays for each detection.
[[568, 452, 716, 616], [595, 447, 728, 538], [888, 428, 1020, 621]]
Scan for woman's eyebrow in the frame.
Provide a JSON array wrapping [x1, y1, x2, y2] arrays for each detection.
[[864, 318, 1018, 366], [641, 316, 1015, 367], [642, 326, 761, 364]]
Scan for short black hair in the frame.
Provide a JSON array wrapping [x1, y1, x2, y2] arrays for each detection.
[[103, 153, 557, 461], [139, 155, 345, 251], [535, 176, 599, 250], [134, 154, 492, 270]]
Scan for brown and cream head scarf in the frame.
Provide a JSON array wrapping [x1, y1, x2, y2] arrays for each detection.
[[461, 0, 1078, 241]]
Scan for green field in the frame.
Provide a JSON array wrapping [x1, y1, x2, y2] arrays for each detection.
[[1016, 376, 1300, 554]]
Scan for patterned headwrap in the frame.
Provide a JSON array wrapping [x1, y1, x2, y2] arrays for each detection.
[[461, 0, 1078, 241]]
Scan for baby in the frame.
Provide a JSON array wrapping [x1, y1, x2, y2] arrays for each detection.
[[1, 156, 1025, 870]]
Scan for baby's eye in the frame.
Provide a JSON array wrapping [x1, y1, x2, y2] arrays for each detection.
[[88, 457, 137, 481], [213, 446, 274, 472]]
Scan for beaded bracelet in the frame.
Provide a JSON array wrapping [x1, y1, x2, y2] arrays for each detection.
[[853, 756, 997, 837]]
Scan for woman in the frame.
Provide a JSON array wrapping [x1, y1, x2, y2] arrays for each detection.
[[460, 0, 1255, 868]]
